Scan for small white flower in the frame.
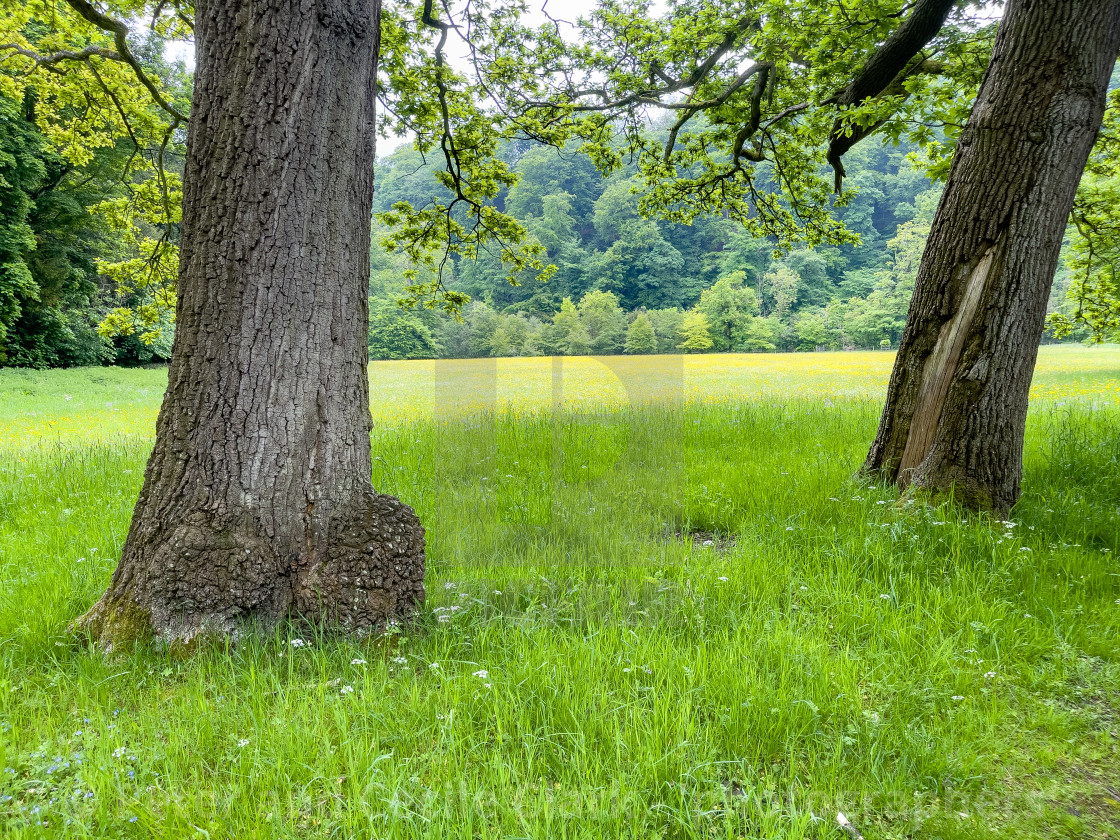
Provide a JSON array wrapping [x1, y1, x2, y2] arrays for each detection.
[[392, 656, 407, 665], [717, 576, 728, 582], [951, 695, 964, 701], [444, 582, 456, 590], [340, 685, 354, 695], [702, 539, 714, 547], [622, 667, 631, 673], [351, 658, 366, 666], [112, 747, 126, 759], [879, 594, 891, 600], [799, 586, 808, 591], [984, 672, 996, 679], [289, 639, 306, 648], [473, 669, 489, 679], [237, 739, 250, 748], [429, 662, 440, 670], [483, 683, 492, 689], [1024, 614, 1032, 619]]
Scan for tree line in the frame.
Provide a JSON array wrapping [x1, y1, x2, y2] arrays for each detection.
[[369, 135, 951, 358]]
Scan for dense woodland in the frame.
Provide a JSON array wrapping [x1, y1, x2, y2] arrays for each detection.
[[368, 134, 1083, 360], [1, 8, 1118, 369], [0, 88, 1102, 368]]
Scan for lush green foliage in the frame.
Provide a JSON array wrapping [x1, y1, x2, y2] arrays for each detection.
[[369, 138, 951, 359], [1, 0, 1002, 343], [2, 2, 1111, 366], [0, 1, 188, 365], [1, 352, 1118, 837], [0, 90, 170, 368]]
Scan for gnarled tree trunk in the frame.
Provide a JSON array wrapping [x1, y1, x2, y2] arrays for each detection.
[[864, 0, 1120, 516], [75, 0, 425, 649]]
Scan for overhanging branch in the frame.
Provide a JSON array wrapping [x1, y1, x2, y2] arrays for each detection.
[[826, 0, 958, 190], [62, 0, 188, 123]]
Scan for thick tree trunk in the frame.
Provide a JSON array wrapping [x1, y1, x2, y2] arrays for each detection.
[[864, 0, 1120, 516], [75, 0, 425, 649]]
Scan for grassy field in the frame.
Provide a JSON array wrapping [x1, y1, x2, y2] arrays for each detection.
[[0, 345, 1118, 838]]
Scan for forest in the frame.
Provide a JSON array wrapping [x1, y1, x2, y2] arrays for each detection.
[[0, 67, 1110, 367]]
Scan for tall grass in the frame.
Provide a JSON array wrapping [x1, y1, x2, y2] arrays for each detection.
[[0, 350, 1118, 838]]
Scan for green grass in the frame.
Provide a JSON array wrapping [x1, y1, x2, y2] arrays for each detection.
[[1, 351, 1119, 838]]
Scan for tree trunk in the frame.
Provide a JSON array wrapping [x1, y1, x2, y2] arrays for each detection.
[[74, 0, 425, 650], [863, 0, 1120, 516]]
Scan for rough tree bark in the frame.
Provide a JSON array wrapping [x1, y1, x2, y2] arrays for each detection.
[[74, 0, 426, 649], [863, 0, 1120, 516]]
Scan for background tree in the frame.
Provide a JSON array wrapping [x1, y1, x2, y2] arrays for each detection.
[[624, 312, 657, 354], [762, 265, 799, 321], [368, 299, 442, 360], [697, 270, 757, 352], [677, 310, 714, 353], [577, 289, 627, 354]]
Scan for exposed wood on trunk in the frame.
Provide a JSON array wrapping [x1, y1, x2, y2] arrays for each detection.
[[864, 0, 1120, 516], [74, 0, 425, 650], [897, 246, 994, 479]]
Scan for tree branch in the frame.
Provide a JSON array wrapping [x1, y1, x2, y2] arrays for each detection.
[[826, 0, 958, 190], [0, 43, 120, 72], [61, 0, 188, 122]]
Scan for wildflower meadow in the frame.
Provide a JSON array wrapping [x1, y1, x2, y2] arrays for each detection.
[[0, 345, 1118, 838]]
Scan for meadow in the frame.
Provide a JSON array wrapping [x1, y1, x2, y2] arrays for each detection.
[[0, 345, 1118, 838]]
